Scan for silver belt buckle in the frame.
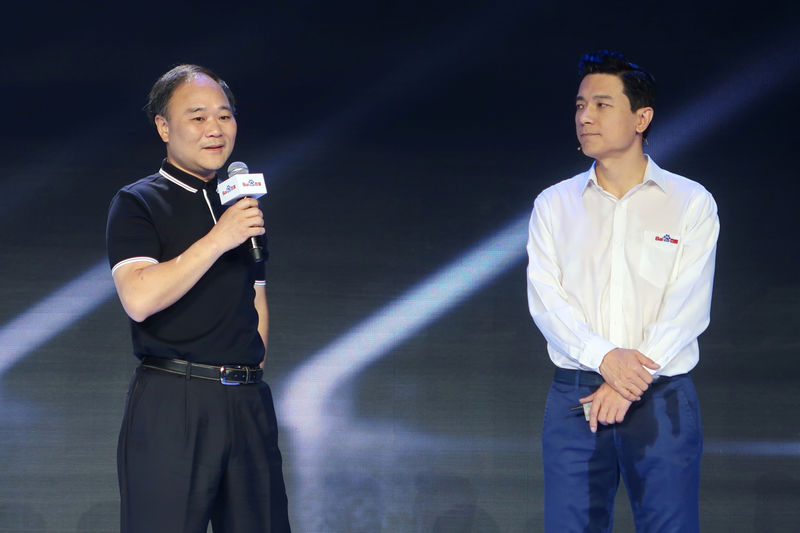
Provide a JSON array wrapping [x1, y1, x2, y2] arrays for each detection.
[[219, 365, 247, 386]]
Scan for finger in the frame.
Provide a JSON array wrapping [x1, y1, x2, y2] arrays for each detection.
[[236, 197, 259, 208], [596, 404, 606, 425], [579, 392, 595, 404], [240, 206, 263, 219], [611, 380, 640, 402], [598, 403, 613, 426], [636, 352, 661, 369], [246, 221, 266, 233], [617, 387, 642, 402], [627, 375, 649, 395], [603, 400, 619, 425], [626, 369, 653, 390], [634, 367, 654, 385], [247, 226, 266, 238], [229, 199, 250, 213], [625, 381, 647, 400], [589, 401, 600, 433], [247, 214, 265, 228], [238, 210, 264, 227]]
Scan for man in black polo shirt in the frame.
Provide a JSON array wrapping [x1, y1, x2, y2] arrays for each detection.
[[107, 64, 291, 532]]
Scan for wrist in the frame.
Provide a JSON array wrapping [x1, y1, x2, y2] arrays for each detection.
[[200, 229, 228, 259], [584, 337, 618, 372]]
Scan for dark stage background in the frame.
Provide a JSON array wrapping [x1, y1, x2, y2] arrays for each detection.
[[1, 1, 799, 532]]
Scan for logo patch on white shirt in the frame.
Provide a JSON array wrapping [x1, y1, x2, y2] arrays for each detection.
[[654, 233, 678, 244]]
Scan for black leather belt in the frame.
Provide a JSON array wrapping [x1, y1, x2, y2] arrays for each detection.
[[554, 368, 605, 387], [141, 356, 262, 385], [554, 367, 673, 387]]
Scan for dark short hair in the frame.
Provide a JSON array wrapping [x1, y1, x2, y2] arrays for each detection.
[[578, 50, 656, 138], [144, 64, 236, 123]]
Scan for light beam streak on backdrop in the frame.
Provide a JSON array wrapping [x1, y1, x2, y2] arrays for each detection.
[[280, 217, 528, 439], [0, 261, 115, 376]]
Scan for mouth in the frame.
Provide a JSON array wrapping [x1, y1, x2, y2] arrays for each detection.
[[202, 144, 225, 152]]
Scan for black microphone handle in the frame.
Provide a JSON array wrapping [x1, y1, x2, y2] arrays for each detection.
[[249, 235, 265, 263]]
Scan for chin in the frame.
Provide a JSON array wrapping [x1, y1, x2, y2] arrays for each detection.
[[201, 156, 228, 172]]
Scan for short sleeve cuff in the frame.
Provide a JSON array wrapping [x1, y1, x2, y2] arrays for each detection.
[[111, 257, 159, 275]]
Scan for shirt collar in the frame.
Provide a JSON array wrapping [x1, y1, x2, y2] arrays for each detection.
[[642, 155, 667, 192], [582, 155, 667, 195], [159, 160, 220, 193]]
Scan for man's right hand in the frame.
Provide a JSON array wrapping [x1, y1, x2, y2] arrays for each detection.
[[598, 348, 660, 402], [208, 197, 265, 254]]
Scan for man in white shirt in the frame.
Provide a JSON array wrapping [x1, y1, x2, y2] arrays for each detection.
[[527, 50, 719, 532]]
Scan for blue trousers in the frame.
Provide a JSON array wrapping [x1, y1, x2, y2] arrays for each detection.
[[118, 367, 291, 533], [542, 370, 702, 533]]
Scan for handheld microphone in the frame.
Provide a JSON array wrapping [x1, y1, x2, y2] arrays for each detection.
[[217, 161, 268, 263]]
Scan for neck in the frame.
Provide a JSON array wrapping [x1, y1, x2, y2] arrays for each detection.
[[594, 149, 648, 199], [165, 157, 216, 182]]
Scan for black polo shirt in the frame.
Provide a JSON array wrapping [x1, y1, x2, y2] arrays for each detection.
[[106, 161, 267, 366]]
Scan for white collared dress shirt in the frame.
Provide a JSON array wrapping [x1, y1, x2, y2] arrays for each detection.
[[527, 156, 719, 377]]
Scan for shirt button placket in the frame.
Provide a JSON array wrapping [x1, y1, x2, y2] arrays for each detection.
[[609, 201, 627, 344]]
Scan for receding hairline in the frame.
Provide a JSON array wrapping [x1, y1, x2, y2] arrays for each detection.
[[145, 64, 236, 123], [159, 74, 233, 120]]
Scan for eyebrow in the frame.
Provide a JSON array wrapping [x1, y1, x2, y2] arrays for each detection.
[[185, 105, 233, 114], [576, 94, 614, 102]]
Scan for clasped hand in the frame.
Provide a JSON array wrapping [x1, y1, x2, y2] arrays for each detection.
[[580, 383, 631, 433], [598, 348, 659, 402], [579, 348, 660, 433]]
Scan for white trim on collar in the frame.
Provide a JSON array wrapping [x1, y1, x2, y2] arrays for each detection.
[[159, 168, 198, 193]]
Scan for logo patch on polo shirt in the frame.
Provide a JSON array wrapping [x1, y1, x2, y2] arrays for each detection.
[[654, 233, 678, 244]]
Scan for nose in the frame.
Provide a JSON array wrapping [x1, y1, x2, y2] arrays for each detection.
[[577, 106, 593, 125], [205, 118, 223, 137]]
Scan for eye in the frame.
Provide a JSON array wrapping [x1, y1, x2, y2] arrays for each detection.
[[192, 116, 205, 122], [575, 103, 584, 110]]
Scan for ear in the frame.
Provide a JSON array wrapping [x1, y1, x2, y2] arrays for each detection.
[[635, 107, 654, 135], [154, 115, 169, 143]]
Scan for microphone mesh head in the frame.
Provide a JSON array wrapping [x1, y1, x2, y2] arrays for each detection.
[[227, 161, 249, 177]]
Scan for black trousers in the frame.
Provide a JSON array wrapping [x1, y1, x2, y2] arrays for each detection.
[[118, 366, 291, 533]]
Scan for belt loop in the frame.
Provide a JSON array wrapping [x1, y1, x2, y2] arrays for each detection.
[[574, 370, 580, 388], [184, 361, 191, 381]]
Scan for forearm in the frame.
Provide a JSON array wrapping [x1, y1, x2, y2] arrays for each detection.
[[527, 249, 617, 371], [113, 232, 225, 322], [254, 285, 269, 362], [638, 252, 715, 370]]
